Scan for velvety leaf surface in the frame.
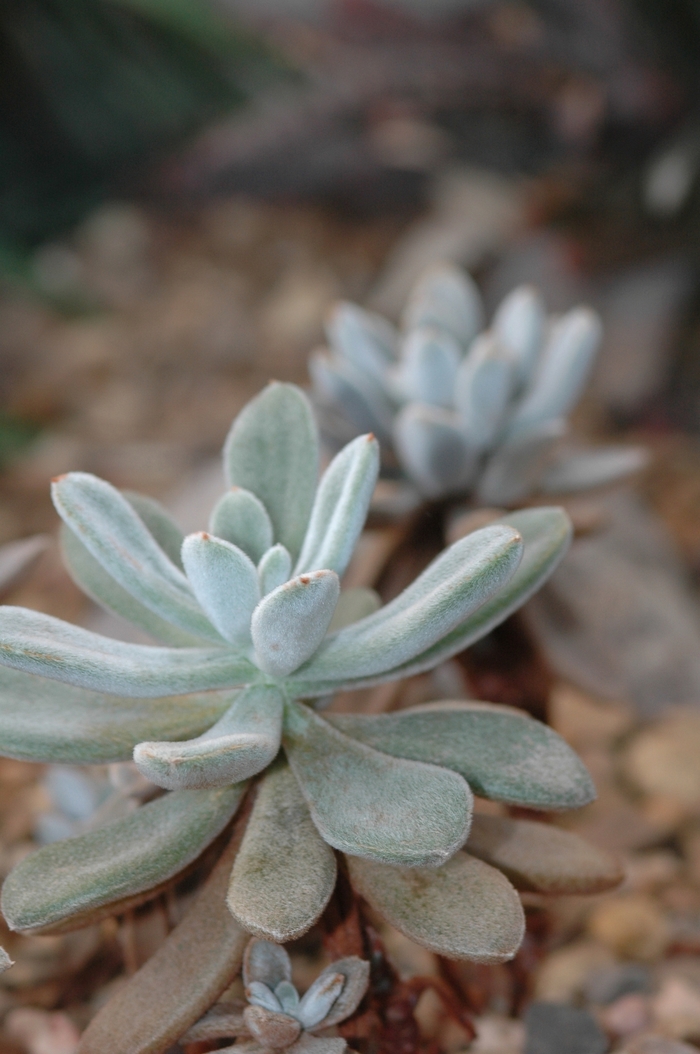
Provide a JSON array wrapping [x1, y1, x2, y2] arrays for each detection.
[[252, 571, 340, 678], [77, 823, 249, 1054], [312, 958, 370, 1029], [0, 947, 13, 973], [297, 973, 344, 1028], [258, 544, 292, 595], [402, 264, 484, 346], [492, 285, 544, 388], [330, 701, 595, 810], [466, 813, 623, 894], [243, 939, 292, 988], [180, 1003, 247, 1045], [326, 301, 397, 383], [0, 666, 231, 763], [540, 445, 648, 495], [134, 685, 284, 790], [223, 383, 319, 562], [393, 403, 478, 498], [347, 852, 525, 963], [228, 763, 336, 941], [181, 533, 259, 645], [123, 491, 186, 569], [393, 328, 461, 407], [454, 334, 514, 449], [309, 352, 394, 446], [328, 587, 381, 632], [2, 784, 245, 933], [0, 607, 256, 697], [290, 525, 522, 685], [244, 1005, 302, 1047], [61, 524, 207, 647], [476, 421, 565, 507], [209, 488, 274, 563], [295, 435, 380, 579], [283, 701, 472, 867], [52, 473, 222, 643]]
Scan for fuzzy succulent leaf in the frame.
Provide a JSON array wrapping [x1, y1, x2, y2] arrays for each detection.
[[476, 420, 565, 506], [228, 763, 336, 942], [392, 327, 461, 407], [0, 666, 232, 764], [244, 1006, 302, 1047], [540, 445, 648, 495], [283, 701, 472, 868], [276, 982, 301, 1015], [258, 545, 292, 595], [252, 571, 340, 678], [244, 939, 292, 989], [52, 472, 223, 643], [60, 523, 210, 647], [310, 958, 370, 1030], [0, 607, 256, 697], [209, 489, 274, 564], [492, 285, 545, 388], [454, 334, 515, 449], [466, 814, 623, 895], [290, 525, 522, 685], [223, 383, 319, 562], [295, 434, 380, 578], [246, 984, 283, 1013], [402, 264, 484, 346], [0, 948, 12, 974], [2, 784, 245, 934], [133, 685, 284, 790], [330, 701, 595, 810], [347, 851, 525, 964], [393, 403, 478, 498], [297, 972, 345, 1029], [310, 352, 394, 446], [505, 307, 602, 439], [181, 532, 259, 645], [326, 301, 397, 383], [122, 492, 186, 570], [328, 587, 381, 632]]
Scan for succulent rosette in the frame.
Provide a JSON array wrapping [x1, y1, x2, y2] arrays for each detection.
[[311, 263, 646, 504], [0, 383, 618, 973]]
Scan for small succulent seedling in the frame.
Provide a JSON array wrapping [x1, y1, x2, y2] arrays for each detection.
[[180, 938, 369, 1053], [311, 264, 646, 503], [0, 383, 620, 1050]]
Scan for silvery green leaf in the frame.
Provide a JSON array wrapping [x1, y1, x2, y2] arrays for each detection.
[[290, 525, 522, 685], [466, 814, 623, 894], [246, 982, 283, 1013], [328, 587, 381, 632], [297, 972, 344, 1029], [228, 763, 336, 942], [0, 606, 256, 697], [133, 685, 284, 790], [223, 382, 319, 562], [2, 784, 245, 933], [309, 351, 394, 446], [311, 958, 369, 1030], [330, 701, 595, 810], [540, 445, 648, 495], [289, 508, 570, 697], [209, 489, 274, 564], [60, 523, 209, 647], [0, 948, 12, 974], [52, 473, 222, 644], [252, 571, 340, 678], [326, 301, 398, 384], [476, 420, 565, 506], [492, 285, 545, 388], [181, 533, 259, 645], [346, 851, 525, 964], [295, 435, 380, 578], [283, 701, 472, 867], [506, 307, 602, 439], [258, 544, 292, 595], [391, 327, 461, 407], [276, 982, 300, 1015], [244, 939, 292, 989], [123, 491, 185, 569], [393, 403, 479, 498], [454, 333, 515, 449], [402, 264, 484, 347], [0, 666, 231, 763]]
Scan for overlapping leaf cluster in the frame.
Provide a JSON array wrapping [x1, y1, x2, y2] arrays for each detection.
[[0, 383, 618, 978], [311, 263, 645, 502]]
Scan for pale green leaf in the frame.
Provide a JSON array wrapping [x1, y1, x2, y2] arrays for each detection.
[[492, 285, 545, 388], [182, 533, 259, 645], [392, 327, 461, 407], [330, 701, 595, 810], [540, 445, 648, 495], [134, 685, 283, 790], [298, 973, 344, 1029], [328, 587, 381, 632], [224, 383, 319, 562], [346, 851, 525, 964], [312, 958, 370, 1030], [454, 334, 515, 448], [393, 403, 478, 498], [309, 352, 394, 446], [283, 701, 472, 868], [295, 434, 380, 579], [209, 489, 274, 564], [228, 763, 336, 941], [123, 491, 185, 569], [2, 784, 245, 933], [402, 264, 484, 347], [326, 300, 397, 384], [243, 939, 291, 988], [258, 545, 292, 595], [252, 571, 340, 678]]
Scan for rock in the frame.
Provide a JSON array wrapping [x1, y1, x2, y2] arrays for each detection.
[[471, 1014, 525, 1054], [524, 1002, 608, 1054], [621, 852, 681, 894], [650, 977, 700, 1041], [585, 964, 652, 1006], [534, 941, 615, 1004], [587, 895, 671, 961], [621, 1036, 699, 1054], [549, 684, 635, 753], [600, 993, 651, 1038], [621, 713, 700, 811]]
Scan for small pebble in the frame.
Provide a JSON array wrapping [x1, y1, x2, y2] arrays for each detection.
[[587, 895, 671, 961], [524, 1002, 608, 1054], [620, 1035, 699, 1054], [650, 977, 700, 1040], [586, 963, 652, 1006], [600, 993, 650, 1037]]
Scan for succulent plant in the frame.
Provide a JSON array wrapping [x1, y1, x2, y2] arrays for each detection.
[[311, 263, 646, 504], [180, 938, 369, 1053], [0, 383, 620, 1050]]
